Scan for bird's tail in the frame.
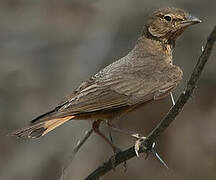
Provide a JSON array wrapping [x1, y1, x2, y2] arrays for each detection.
[[12, 115, 75, 138]]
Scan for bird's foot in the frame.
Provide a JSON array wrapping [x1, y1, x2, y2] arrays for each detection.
[[134, 137, 169, 168], [134, 136, 147, 157]]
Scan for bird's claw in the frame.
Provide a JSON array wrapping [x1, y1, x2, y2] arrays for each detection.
[[134, 138, 168, 168], [134, 136, 146, 157]]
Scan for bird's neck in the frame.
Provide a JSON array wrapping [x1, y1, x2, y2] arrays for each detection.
[[130, 26, 175, 65], [141, 25, 176, 49]]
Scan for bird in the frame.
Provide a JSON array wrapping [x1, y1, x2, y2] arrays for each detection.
[[12, 7, 201, 152]]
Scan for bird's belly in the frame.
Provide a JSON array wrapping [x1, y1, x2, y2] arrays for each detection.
[[74, 100, 151, 121]]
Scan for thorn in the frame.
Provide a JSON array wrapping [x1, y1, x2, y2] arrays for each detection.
[[170, 92, 175, 106], [134, 139, 169, 169], [152, 142, 156, 148], [76, 140, 81, 147], [151, 149, 169, 169]]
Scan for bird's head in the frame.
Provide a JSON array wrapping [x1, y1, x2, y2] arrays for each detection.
[[146, 7, 201, 43]]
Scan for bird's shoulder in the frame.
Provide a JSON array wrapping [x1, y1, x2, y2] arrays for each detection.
[[55, 54, 148, 108]]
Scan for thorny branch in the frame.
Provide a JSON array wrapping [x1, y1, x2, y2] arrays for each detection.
[[60, 128, 93, 180], [85, 25, 216, 180]]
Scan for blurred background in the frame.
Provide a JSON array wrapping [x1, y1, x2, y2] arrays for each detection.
[[0, 0, 215, 180]]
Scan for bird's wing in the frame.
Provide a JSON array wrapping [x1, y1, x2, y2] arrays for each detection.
[[31, 61, 182, 123]]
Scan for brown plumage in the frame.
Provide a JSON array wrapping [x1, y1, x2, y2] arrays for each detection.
[[12, 7, 201, 148]]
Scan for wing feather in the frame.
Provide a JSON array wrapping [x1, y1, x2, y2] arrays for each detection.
[[31, 57, 183, 123]]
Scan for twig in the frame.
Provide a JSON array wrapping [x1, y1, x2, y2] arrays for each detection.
[[85, 25, 216, 180], [73, 128, 94, 154], [60, 128, 93, 180]]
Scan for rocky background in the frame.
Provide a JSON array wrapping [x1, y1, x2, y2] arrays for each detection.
[[0, 0, 216, 180]]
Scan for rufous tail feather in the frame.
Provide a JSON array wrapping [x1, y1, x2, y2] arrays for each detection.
[[12, 116, 75, 138]]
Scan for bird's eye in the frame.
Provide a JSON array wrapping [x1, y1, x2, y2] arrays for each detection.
[[164, 15, 172, 22]]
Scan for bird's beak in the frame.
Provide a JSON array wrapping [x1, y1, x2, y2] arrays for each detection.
[[180, 14, 202, 27]]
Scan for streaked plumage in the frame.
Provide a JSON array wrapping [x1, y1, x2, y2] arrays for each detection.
[[12, 7, 201, 140]]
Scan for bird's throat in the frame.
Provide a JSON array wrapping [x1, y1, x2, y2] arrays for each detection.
[[137, 29, 173, 60]]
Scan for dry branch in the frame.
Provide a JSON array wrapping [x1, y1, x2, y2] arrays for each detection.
[[85, 25, 216, 180]]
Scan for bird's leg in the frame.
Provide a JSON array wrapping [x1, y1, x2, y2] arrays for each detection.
[[92, 120, 120, 154], [93, 120, 122, 170], [106, 120, 114, 144], [106, 122, 147, 156], [106, 121, 129, 171], [106, 122, 145, 140]]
